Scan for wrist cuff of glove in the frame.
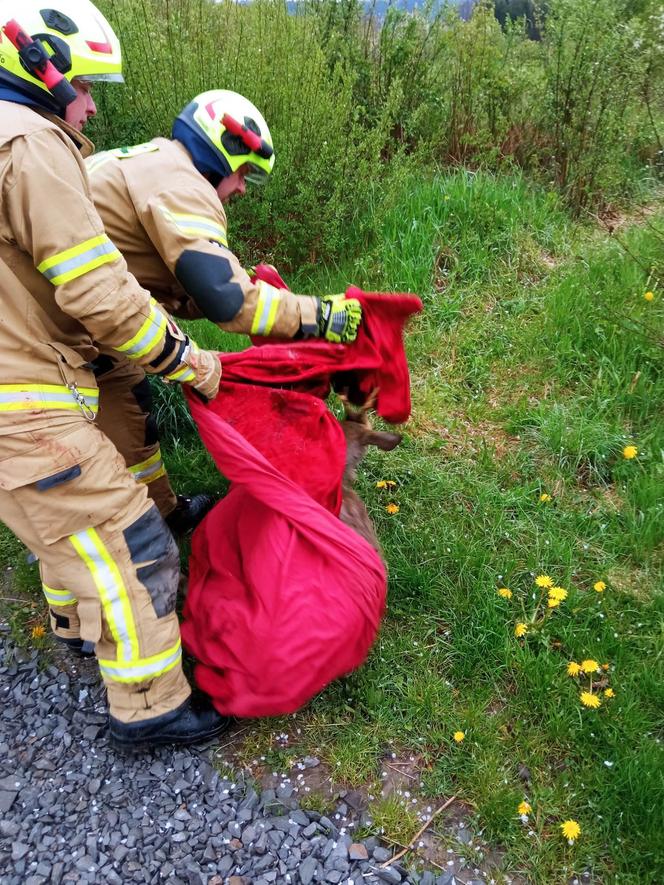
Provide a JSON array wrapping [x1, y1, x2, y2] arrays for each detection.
[[300, 297, 321, 337]]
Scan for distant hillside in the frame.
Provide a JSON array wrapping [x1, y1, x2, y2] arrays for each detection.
[[284, 0, 476, 21]]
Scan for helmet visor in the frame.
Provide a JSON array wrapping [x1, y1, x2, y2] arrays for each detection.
[[81, 73, 125, 83], [245, 163, 269, 185]]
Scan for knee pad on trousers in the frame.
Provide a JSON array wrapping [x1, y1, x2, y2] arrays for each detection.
[[123, 505, 180, 618]]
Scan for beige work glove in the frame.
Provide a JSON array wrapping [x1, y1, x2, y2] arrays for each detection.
[[182, 342, 221, 401], [163, 339, 221, 400]]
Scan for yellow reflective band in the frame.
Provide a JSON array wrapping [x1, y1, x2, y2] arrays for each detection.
[[0, 384, 99, 414], [115, 299, 167, 360], [251, 281, 281, 335], [128, 449, 166, 484], [160, 207, 228, 246], [111, 142, 160, 160], [37, 235, 120, 286], [165, 365, 196, 383], [42, 583, 77, 607], [0, 384, 98, 394], [69, 527, 139, 663], [98, 638, 182, 683]]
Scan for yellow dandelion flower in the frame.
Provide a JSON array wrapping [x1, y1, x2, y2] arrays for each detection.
[[514, 622, 528, 638], [622, 445, 638, 460], [567, 662, 581, 677], [30, 625, 46, 639], [643, 291, 654, 301], [518, 801, 532, 815], [560, 820, 581, 842], [453, 731, 465, 743], [604, 688, 615, 698], [385, 503, 400, 515], [580, 691, 601, 708], [497, 587, 513, 599], [385, 480, 397, 488], [535, 575, 553, 588], [539, 493, 551, 502], [581, 659, 600, 673], [593, 580, 606, 593], [548, 587, 568, 602], [375, 480, 387, 489], [547, 597, 561, 608]]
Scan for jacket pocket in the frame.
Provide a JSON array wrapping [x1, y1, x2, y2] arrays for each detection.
[[48, 341, 97, 388]]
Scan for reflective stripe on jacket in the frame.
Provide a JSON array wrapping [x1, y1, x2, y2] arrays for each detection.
[[0, 103, 194, 429], [87, 138, 318, 337]]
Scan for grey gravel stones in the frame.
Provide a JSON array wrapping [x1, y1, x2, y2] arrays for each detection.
[[0, 634, 423, 883]]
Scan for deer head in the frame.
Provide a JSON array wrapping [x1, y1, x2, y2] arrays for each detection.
[[338, 389, 402, 485]]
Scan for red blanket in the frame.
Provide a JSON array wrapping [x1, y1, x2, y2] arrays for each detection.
[[241, 265, 423, 424], [181, 403, 387, 717], [181, 273, 422, 717]]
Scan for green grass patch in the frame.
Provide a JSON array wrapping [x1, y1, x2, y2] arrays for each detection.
[[0, 171, 661, 881]]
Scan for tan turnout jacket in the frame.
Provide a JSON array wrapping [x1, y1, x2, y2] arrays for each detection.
[[0, 103, 201, 432], [86, 138, 318, 337]]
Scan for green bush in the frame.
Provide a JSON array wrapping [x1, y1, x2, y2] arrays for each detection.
[[91, 0, 663, 268]]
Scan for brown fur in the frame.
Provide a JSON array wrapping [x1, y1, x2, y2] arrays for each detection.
[[338, 391, 402, 552]]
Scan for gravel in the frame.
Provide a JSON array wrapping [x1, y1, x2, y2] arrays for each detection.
[[0, 634, 425, 883]]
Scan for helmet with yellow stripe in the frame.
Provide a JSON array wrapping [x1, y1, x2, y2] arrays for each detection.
[[0, 0, 122, 113], [172, 89, 275, 187]]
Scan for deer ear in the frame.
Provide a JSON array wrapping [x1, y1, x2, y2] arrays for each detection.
[[365, 430, 402, 451]]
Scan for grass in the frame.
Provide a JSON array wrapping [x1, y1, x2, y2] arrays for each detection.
[[0, 171, 661, 882]]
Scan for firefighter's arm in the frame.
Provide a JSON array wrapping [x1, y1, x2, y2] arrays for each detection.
[[8, 129, 220, 398], [139, 186, 360, 341]]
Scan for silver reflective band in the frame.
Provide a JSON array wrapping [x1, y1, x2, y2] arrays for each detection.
[[160, 208, 228, 246], [177, 219, 228, 242], [42, 584, 77, 606], [251, 282, 280, 335], [69, 528, 135, 662], [41, 239, 119, 282], [98, 641, 182, 682], [0, 387, 99, 412], [129, 457, 164, 482], [115, 304, 167, 359]]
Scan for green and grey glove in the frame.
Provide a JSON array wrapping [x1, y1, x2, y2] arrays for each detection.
[[316, 294, 362, 343]]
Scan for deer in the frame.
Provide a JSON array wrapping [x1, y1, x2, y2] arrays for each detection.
[[337, 389, 402, 553]]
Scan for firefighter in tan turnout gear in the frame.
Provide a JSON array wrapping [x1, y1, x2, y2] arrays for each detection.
[[0, 0, 229, 747], [86, 89, 363, 520]]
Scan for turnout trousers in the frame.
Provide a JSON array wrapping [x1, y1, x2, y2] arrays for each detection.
[[0, 411, 190, 723], [94, 350, 178, 518]]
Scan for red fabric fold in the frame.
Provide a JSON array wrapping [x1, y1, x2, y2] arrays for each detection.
[[239, 265, 423, 425]]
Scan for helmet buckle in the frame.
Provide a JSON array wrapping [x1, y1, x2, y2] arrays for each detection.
[[1, 19, 76, 104], [221, 113, 273, 161]]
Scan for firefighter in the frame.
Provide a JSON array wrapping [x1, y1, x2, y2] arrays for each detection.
[[86, 89, 363, 520], [0, 0, 229, 747]]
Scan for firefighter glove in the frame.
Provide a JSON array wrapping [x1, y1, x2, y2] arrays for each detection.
[[181, 342, 222, 400], [316, 295, 362, 343]]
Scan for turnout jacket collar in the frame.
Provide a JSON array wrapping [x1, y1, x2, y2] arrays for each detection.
[[37, 110, 95, 159]]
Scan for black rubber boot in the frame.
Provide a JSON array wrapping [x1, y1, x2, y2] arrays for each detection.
[[109, 696, 231, 749], [55, 636, 96, 658], [165, 494, 215, 536]]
